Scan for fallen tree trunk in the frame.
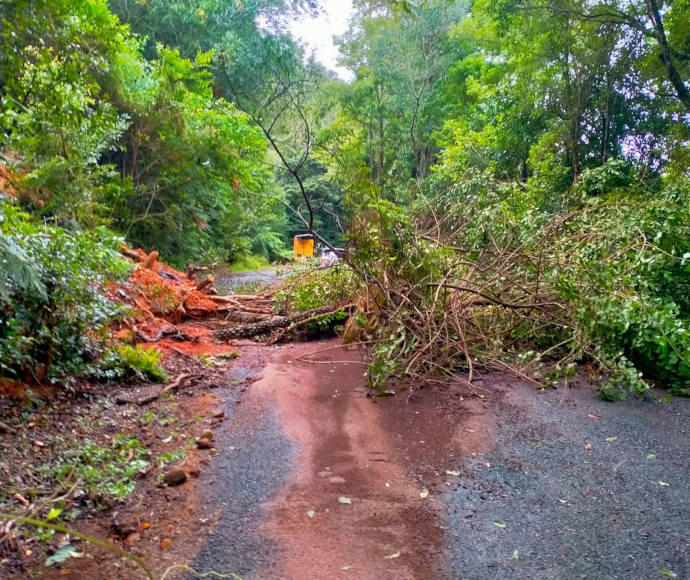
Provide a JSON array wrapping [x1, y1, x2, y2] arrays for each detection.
[[214, 302, 352, 340]]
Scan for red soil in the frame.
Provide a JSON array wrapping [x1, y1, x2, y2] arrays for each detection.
[[0, 164, 17, 199], [105, 247, 237, 357], [246, 341, 492, 579]]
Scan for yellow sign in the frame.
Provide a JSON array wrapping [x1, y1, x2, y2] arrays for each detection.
[[293, 236, 314, 257]]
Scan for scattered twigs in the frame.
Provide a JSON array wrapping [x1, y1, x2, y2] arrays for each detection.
[[137, 373, 192, 405], [116, 373, 193, 405], [209, 295, 273, 314], [427, 283, 564, 311], [294, 358, 368, 365], [345, 206, 587, 394]]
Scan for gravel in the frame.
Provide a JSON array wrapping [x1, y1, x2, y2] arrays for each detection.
[[442, 383, 690, 580]]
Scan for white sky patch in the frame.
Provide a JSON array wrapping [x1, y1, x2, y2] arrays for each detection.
[[288, 0, 354, 81]]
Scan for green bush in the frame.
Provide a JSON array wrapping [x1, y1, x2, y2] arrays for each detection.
[[0, 202, 130, 385]]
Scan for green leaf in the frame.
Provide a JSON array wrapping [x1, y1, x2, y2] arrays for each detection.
[[45, 545, 81, 567], [46, 507, 62, 521], [493, 519, 507, 528]]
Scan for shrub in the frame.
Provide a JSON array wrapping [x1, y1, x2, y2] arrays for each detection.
[[0, 202, 130, 385], [114, 345, 168, 383]]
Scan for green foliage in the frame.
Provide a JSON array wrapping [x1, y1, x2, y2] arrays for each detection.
[[49, 436, 149, 500], [1, 0, 290, 266], [108, 46, 274, 265], [0, 0, 141, 225], [327, 2, 470, 201], [157, 448, 186, 468], [402, 166, 690, 397], [226, 255, 271, 273], [115, 345, 168, 383], [0, 202, 130, 384], [275, 265, 358, 313], [109, 0, 340, 261], [2, 0, 688, 403]]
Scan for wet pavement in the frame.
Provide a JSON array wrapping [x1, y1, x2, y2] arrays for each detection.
[[442, 380, 690, 580], [188, 345, 689, 580]]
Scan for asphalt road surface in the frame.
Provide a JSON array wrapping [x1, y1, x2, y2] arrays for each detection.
[[189, 342, 689, 580]]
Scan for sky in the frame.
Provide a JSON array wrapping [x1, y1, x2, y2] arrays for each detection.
[[288, 0, 355, 81]]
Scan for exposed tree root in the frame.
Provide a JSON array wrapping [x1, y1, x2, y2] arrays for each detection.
[[116, 373, 193, 405]]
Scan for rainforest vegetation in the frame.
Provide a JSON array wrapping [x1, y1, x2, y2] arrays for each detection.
[[1, 0, 689, 398]]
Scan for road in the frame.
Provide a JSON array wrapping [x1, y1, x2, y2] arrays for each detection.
[[188, 340, 690, 579], [214, 268, 287, 294]]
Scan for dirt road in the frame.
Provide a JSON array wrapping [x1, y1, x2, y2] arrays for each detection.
[[189, 341, 689, 580]]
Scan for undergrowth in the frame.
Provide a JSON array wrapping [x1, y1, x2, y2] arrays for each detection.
[[46, 436, 150, 502], [0, 202, 131, 386], [113, 345, 168, 383]]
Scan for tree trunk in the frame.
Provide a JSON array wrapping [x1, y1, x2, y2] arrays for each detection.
[[646, 0, 690, 110], [214, 302, 351, 340]]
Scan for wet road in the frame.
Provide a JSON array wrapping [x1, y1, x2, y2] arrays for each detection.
[[188, 344, 690, 580]]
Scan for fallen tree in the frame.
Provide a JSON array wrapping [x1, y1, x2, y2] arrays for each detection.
[[214, 301, 353, 341], [113, 244, 354, 347], [343, 181, 690, 399]]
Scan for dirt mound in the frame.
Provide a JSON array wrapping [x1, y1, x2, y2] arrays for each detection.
[[106, 246, 279, 357], [105, 247, 231, 353]]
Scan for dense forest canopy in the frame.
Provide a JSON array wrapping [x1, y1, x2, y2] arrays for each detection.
[[1, 0, 689, 397]]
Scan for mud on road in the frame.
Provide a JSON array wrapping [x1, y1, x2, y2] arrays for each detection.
[[190, 341, 690, 580], [20, 337, 684, 579], [192, 339, 464, 579]]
